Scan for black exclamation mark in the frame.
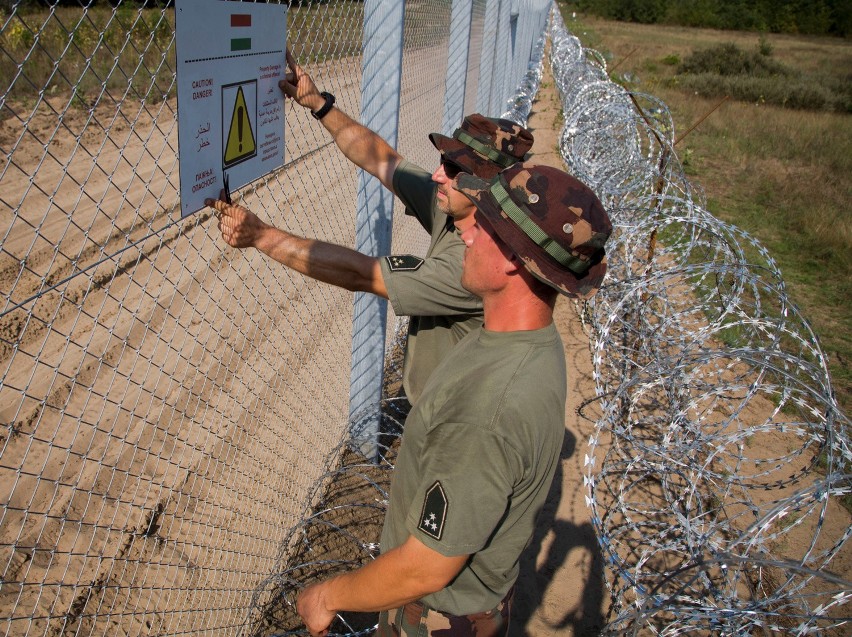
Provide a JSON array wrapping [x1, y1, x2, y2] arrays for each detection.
[[237, 105, 244, 152]]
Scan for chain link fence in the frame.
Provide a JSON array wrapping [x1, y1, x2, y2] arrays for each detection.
[[0, 1, 550, 634]]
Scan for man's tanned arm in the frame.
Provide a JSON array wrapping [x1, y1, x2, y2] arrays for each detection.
[[279, 49, 402, 192], [206, 197, 388, 298], [296, 534, 468, 637]]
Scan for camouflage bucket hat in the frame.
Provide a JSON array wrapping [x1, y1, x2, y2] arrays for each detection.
[[429, 114, 534, 180], [455, 163, 612, 300]]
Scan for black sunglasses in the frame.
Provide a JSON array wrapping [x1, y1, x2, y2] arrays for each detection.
[[441, 159, 465, 180]]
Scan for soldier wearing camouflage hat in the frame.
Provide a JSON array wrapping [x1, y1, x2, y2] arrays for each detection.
[[428, 113, 534, 180], [208, 48, 534, 404], [296, 164, 611, 637]]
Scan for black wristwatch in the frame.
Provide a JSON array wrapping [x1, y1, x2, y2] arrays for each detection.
[[311, 91, 335, 120]]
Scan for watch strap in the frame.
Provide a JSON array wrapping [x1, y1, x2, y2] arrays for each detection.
[[312, 91, 335, 120]]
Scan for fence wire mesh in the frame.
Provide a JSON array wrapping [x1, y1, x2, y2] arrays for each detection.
[[0, 0, 550, 635], [549, 9, 851, 635]]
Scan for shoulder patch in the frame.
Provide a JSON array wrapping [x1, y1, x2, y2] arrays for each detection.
[[418, 481, 448, 541], [385, 254, 424, 272]]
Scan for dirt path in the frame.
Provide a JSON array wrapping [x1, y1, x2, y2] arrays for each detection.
[[508, 61, 607, 637]]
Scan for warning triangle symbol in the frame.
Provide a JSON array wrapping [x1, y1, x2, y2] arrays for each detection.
[[224, 86, 256, 167]]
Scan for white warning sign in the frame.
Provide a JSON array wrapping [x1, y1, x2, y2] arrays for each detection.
[[175, 0, 286, 217]]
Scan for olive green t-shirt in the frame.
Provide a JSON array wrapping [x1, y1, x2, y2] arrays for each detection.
[[379, 160, 484, 404], [380, 323, 567, 615]]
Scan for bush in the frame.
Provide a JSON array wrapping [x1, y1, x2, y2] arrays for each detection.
[[672, 73, 849, 112], [2, 18, 35, 52], [663, 0, 721, 29], [677, 42, 788, 77], [670, 40, 851, 112]]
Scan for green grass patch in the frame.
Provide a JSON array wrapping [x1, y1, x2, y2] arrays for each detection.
[[288, 1, 366, 63], [1, 4, 177, 106]]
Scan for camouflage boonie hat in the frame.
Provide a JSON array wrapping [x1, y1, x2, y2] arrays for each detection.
[[429, 114, 534, 180], [455, 163, 612, 300]]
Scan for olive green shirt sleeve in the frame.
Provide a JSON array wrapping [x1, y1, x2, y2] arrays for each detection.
[[382, 160, 482, 317], [404, 423, 520, 555], [378, 246, 482, 317], [392, 159, 439, 234]]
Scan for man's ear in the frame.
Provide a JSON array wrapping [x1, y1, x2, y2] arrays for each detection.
[[504, 253, 523, 276]]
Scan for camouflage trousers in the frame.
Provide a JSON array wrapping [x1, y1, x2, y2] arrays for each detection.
[[374, 589, 512, 637]]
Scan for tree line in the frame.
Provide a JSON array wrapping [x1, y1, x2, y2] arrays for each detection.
[[565, 0, 851, 38]]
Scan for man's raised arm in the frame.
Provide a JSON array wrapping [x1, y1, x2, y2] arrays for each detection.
[[279, 49, 402, 193]]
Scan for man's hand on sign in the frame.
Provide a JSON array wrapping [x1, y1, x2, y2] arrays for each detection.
[[205, 191, 269, 250], [279, 48, 325, 112]]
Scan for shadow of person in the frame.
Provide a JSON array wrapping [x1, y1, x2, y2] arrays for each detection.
[[510, 429, 606, 636]]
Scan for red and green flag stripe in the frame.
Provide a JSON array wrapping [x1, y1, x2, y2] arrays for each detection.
[[230, 14, 251, 51]]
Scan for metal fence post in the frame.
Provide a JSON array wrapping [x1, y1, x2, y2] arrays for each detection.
[[509, 0, 520, 90], [510, 0, 531, 101], [475, 0, 499, 115], [493, 0, 512, 114], [442, 0, 474, 135], [350, 0, 406, 459], [476, 0, 513, 117]]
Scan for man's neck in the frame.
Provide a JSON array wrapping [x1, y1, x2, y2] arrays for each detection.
[[481, 286, 555, 332], [451, 210, 476, 233]]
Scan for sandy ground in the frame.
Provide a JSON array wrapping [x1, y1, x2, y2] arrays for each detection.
[[0, 47, 441, 636], [508, 64, 607, 637]]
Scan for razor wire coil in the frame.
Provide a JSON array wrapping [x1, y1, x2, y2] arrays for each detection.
[[549, 8, 850, 634]]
